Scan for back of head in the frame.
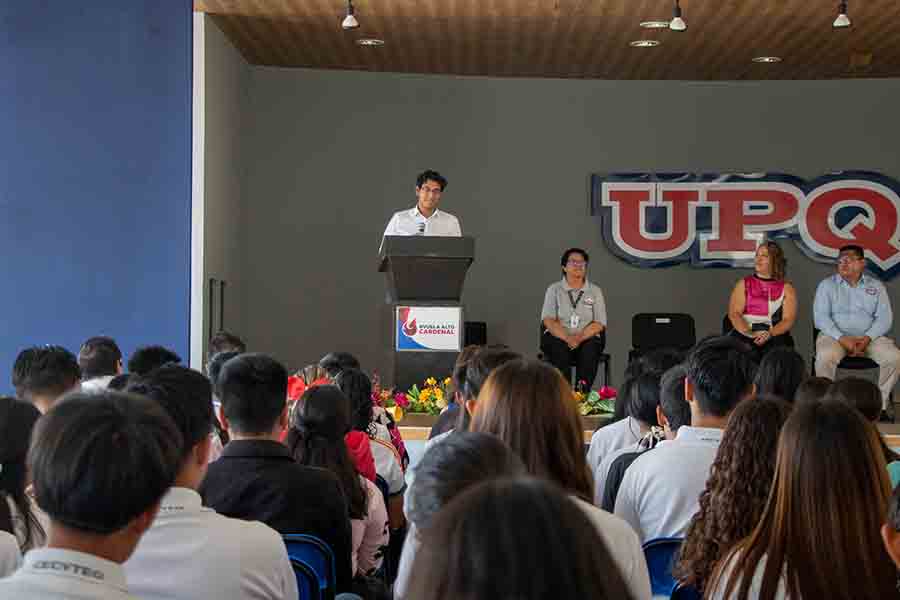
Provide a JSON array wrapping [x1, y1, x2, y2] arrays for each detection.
[[793, 376, 831, 407], [207, 350, 241, 386], [625, 372, 662, 427], [451, 345, 483, 397], [77, 336, 122, 380], [824, 376, 882, 422], [128, 345, 182, 376], [407, 431, 526, 530], [126, 365, 213, 466], [11, 347, 40, 399], [754, 348, 806, 403], [659, 364, 691, 432], [0, 396, 42, 546], [208, 331, 246, 357], [319, 352, 360, 378], [216, 353, 288, 436], [408, 477, 634, 600], [640, 347, 686, 377], [29, 391, 181, 535], [686, 337, 755, 417], [470, 359, 593, 501], [333, 368, 373, 432], [16, 345, 81, 405], [457, 347, 521, 430]]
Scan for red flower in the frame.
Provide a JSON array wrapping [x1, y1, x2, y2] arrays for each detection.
[[598, 385, 617, 399], [394, 393, 410, 408]]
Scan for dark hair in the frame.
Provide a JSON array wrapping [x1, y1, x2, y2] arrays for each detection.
[[319, 352, 361, 378], [407, 432, 526, 530], [754, 348, 806, 403], [207, 350, 241, 385], [29, 391, 181, 534], [839, 244, 865, 260], [77, 336, 122, 380], [407, 477, 635, 600], [208, 331, 246, 356], [333, 368, 373, 434], [107, 373, 133, 391], [458, 348, 521, 430], [759, 241, 787, 281], [11, 347, 40, 399], [640, 347, 686, 377], [888, 483, 900, 532], [451, 345, 483, 399], [686, 337, 755, 417], [675, 395, 791, 593], [660, 364, 691, 432], [0, 397, 44, 549], [216, 353, 288, 435], [128, 345, 182, 376], [560, 247, 589, 275], [824, 377, 898, 463], [126, 365, 214, 466], [793, 376, 831, 406], [416, 170, 447, 191], [286, 385, 367, 520], [626, 372, 662, 427], [15, 345, 81, 402]]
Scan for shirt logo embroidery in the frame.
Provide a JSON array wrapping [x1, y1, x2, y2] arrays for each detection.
[[33, 561, 105, 580]]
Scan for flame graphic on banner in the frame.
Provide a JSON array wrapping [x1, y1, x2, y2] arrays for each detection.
[[402, 318, 418, 336]]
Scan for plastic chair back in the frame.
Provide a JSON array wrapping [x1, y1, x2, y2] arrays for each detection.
[[642, 537, 684, 597], [283, 534, 336, 600], [289, 558, 321, 600]]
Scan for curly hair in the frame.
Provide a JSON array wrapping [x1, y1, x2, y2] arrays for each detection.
[[673, 394, 790, 593]]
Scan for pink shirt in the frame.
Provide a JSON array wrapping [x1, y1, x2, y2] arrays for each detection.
[[742, 275, 785, 325], [351, 477, 389, 577]]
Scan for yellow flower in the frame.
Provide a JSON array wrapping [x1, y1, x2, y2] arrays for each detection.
[[386, 405, 405, 422], [420, 388, 433, 402], [443, 377, 452, 386], [426, 377, 437, 387], [435, 388, 448, 409]]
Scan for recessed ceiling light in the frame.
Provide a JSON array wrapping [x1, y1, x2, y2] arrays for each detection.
[[630, 40, 661, 48], [640, 20, 671, 29], [356, 38, 385, 47], [752, 56, 782, 63]]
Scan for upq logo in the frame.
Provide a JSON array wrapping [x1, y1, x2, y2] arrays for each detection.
[[592, 171, 900, 279], [33, 561, 105, 580]]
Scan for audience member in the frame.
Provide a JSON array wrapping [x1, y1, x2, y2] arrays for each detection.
[[675, 395, 791, 594], [127, 345, 181, 376], [395, 432, 527, 598], [880, 483, 900, 572], [125, 365, 297, 600], [287, 385, 389, 582], [754, 347, 806, 403], [407, 478, 636, 600], [611, 348, 684, 424], [0, 530, 19, 578], [320, 352, 361, 378], [208, 330, 246, 357], [615, 336, 755, 542], [77, 336, 123, 392], [199, 353, 353, 593], [0, 391, 181, 599], [11, 347, 39, 399], [14, 345, 81, 413], [0, 396, 47, 551], [471, 359, 651, 600], [426, 344, 481, 440], [708, 401, 896, 600], [793, 375, 831, 406]]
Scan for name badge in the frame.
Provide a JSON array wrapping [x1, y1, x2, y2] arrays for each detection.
[[569, 314, 580, 329], [866, 288, 877, 295], [584, 297, 594, 306]]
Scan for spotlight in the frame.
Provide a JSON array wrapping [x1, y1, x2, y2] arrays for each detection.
[[670, 0, 687, 31], [342, 0, 359, 30], [833, 1, 851, 28]]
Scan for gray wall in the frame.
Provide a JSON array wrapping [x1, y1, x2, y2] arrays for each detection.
[[234, 64, 900, 382]]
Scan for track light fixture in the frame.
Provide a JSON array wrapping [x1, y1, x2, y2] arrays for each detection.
[[670, 0, 687, 31], [833, 1, 851, 28], [342, 0, 359, 30]]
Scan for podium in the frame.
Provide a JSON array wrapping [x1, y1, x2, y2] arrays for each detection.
[[378, 236, 475, 391]]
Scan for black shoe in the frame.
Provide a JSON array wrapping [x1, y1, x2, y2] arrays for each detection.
[[880, 410, 894, 423]]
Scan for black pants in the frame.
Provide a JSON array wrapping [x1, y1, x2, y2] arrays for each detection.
[[728, 330, 794, 364], [541, 334, 605, 389]]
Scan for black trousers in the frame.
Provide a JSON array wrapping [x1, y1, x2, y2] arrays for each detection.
[[728, 329, 794, 364], [541, 334, 605, 390]]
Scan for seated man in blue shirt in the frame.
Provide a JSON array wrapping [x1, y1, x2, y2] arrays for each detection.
[[813, 244, 900, 414]]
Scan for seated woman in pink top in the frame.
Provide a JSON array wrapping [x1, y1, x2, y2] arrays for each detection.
[[727, 241, 797, 359]]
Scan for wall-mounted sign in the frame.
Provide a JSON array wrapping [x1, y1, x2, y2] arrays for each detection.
[[396, 306, 462, 352], [591, 171, 900, 280]]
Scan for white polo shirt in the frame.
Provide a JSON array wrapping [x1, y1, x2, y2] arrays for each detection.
[[586, 417, 643, 474], [382, 206, 462, 238], [614, 426, 723, 543], [124, 487, 298, 600], [0, 547, 133, 599], [0, 530, 21, 578], [593, 441, 642, 504]]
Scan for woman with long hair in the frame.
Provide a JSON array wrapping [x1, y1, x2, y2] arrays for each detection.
[[707, 401, 897, 600], [674, 395, 790, 594], [470, 358, 650, 600], [0, 396, 46, 551], [286, 385, 388, 580]]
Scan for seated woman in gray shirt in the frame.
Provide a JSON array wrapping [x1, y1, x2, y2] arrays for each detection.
[[540, 247, 608, 390]]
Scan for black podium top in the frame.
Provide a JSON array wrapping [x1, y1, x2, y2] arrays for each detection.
[[378, 236, 475, 302]]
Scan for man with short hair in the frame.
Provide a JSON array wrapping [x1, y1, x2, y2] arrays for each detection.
[[124, 366, 297, 600], [382, 170, 461, 238], [208, 330, 246, 356], [199, 353, 353, 593], [614, 338, 754, 542], [127, 345, 181, 376], [814, 244, 900, 414], [318, 351, 360, 379], [14, 345, 81, 413], [78, 336, 123, 393], [0, 391, 181, 599]]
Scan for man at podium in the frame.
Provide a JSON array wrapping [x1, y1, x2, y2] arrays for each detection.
[[383, 170, 462, 237]]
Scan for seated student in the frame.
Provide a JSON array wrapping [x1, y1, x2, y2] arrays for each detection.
[[426, 345, 481, 441], [793, 375, 831, 406], [14, 345, 81, 413], [0, 530, 20, 578], [674, 396, 790, 595], [615, 337, 755, 542], [319, 351, 361, 378], [77, 336, 123, 393], [208, 330, 246, 358], [408, 478, 636, 600], [0, 391, 181, 599], [11, 347, 39, 399], [753, 347, 806, 403], [394, 431, 527, 599], [286, 385, 388, 582], [708, 401, 896, 600], [125, 366, 298, 600], [198, 353, 353, 593], [599, 365, 691, 510], [127, 345, 181, 376], [880, 483, 900, 572], [471, 359, 651, 600], [336, 367, 408, 468], [0, 396, 47, 551]]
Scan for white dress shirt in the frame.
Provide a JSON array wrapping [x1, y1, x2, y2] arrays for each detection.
[[586, 417, 643, 475], [382, 206, 462, 238], [124, 487, 298, 600], [0, 530, 21, 578], [0, 547, 134, 599]]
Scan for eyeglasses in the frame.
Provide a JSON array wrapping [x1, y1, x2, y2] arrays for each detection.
[[837, 255, 862, 265], [566, 260, 587, 267], [419, 186, 442, 195]]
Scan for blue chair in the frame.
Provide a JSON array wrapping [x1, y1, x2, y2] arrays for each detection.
[[283, 534, 336, 600], [671, 581, 702, 600], [642, 537, 684, 597], [289, 558, 321, 600]]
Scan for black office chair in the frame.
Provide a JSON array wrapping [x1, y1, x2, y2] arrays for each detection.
[[538, 324, 611, 388], [629, 313, 696, 365]]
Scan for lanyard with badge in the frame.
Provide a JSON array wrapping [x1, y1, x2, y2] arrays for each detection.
[[567, 289, 584, 329]]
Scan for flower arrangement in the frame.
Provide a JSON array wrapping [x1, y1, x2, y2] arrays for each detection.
[[405, 376, 453, 415], [371, 373, 411, 422], [574, 382, 617, 416]]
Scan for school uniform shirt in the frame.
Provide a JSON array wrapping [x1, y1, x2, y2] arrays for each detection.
[[593, 441, 643, 504], [0, 547, 133, 599], [124, 487, 298, 600], [351, 477, 389, 577], [0, 530, 21, 578], [586, 417, 643, 475], [371, 437, 406, 496], [6, 493, 47, 552]]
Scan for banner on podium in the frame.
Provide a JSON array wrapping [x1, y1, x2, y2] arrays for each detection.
[[396, 306, 461, 352]]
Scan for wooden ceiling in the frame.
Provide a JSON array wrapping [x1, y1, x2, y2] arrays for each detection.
[[195, 1, 900, 80]]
